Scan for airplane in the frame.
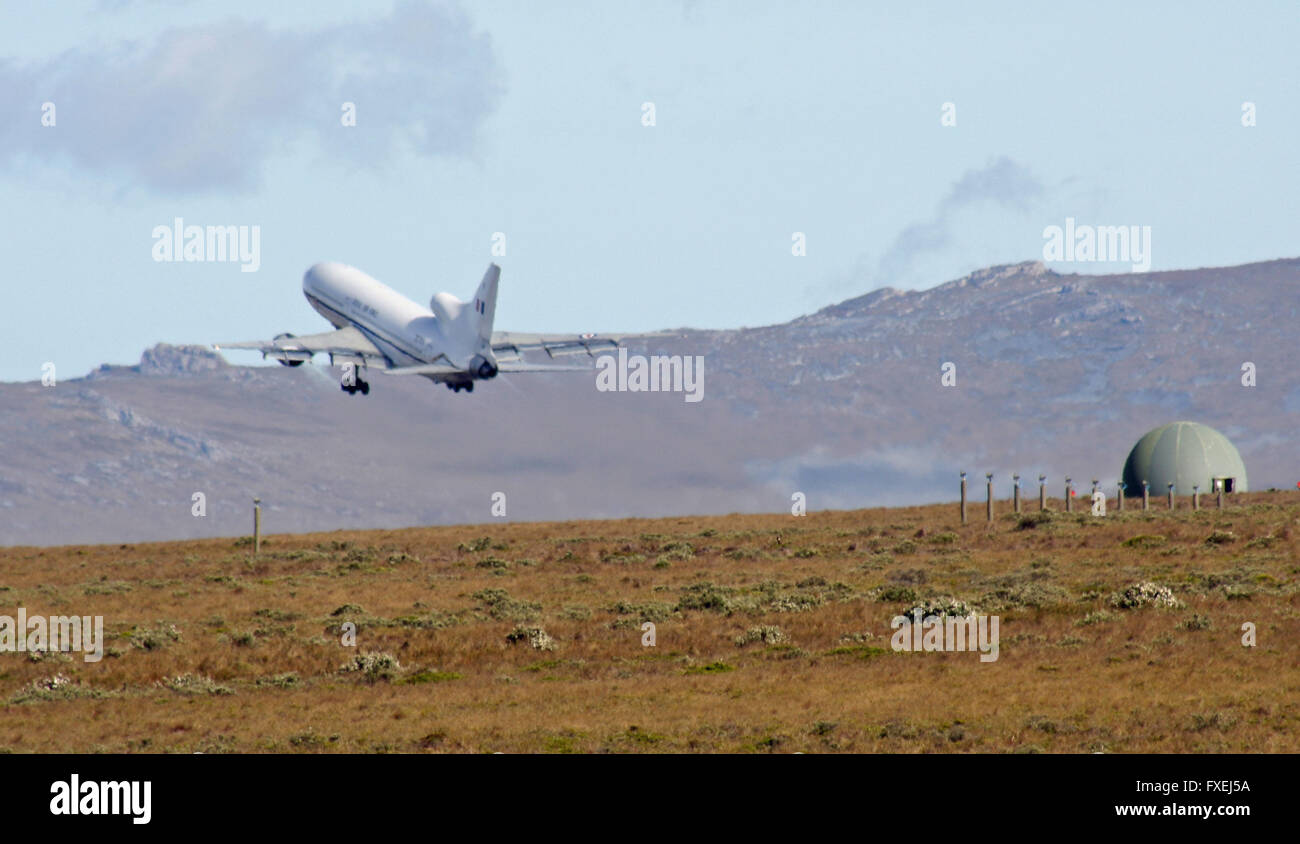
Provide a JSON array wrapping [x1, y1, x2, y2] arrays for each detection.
[[215, 262, 620, 395]]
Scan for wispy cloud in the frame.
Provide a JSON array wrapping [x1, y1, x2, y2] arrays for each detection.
[[805, 156, 1046, 305], [875, 156, 1045, 284], [0, 0, 503, 194]]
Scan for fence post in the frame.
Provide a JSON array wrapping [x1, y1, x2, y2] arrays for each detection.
[[986, 473, 994, 522], [1013, 474, 1021, 514], [253, 497, 262, 555], [960, 471, 967, 524], [1039, 475, 1047, 510]]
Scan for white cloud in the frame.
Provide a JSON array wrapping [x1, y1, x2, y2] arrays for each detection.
[[0, 1, 503, 194]]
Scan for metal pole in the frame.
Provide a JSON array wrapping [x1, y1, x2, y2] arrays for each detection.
[[960, 472, 967, 524], [1217, 480, 1224, 510], [1167, 483, 1175, 510], [1013, 474, 1021, 514], [1065, 477, 1072, 513], [1117, 482, 1126, 511], [986, 473, 993, 522], [253, 497, 262, 555], [1038, 475, 1047, 510], [1193, 485, 1200, 510], [1142, 481, 1149, 511]]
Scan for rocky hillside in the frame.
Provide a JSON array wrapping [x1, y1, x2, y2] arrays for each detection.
[[1, 257, 1297, 546]]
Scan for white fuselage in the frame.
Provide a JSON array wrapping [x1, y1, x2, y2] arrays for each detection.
[[302, 262, 471, 370]]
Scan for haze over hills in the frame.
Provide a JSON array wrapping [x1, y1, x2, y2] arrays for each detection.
[[2, 257, 1297, 546]]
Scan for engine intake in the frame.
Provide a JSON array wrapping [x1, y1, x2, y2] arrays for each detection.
[[273, 333, 304, 366]]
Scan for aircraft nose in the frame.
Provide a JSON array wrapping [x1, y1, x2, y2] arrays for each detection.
[[303, 261, 346, 292]]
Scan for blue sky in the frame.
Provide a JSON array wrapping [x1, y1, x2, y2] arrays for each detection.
[[1, 0, 1296, 382]]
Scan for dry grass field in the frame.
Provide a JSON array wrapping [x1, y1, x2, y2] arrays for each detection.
[[1, 492, 1297, 753]]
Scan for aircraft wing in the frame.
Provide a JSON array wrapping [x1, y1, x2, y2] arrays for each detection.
[[490, 331, 621, 361], [497, 361, 594, 372], [384, 360, 593, 378], [381, 363, 464, 377], [214, 326, 388, 367]]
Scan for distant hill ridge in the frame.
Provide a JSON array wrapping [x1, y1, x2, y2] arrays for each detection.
[[2, 256, 1297, 546]]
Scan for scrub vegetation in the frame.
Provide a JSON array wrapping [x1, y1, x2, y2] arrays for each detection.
[[0, 491, 1296, 753]]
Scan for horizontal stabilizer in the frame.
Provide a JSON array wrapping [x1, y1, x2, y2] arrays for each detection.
[[382, 363, 465, 377], [497, 361, 594, 373], [491, 332, 622, 360]]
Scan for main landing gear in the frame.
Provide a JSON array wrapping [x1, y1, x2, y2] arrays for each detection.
[[341, 377, 370, 395], [447, 381, 474, 393]]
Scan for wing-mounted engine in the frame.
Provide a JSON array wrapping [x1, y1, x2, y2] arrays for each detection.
[[272, 333, 306, 366]]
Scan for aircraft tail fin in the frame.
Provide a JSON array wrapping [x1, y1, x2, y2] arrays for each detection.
[[469, 263, 500, 344]]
